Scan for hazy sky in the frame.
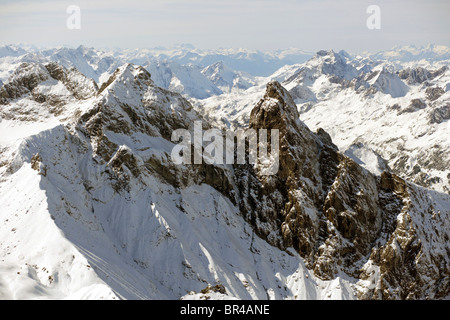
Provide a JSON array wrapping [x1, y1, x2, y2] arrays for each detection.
[[0, 0, 449, 53]]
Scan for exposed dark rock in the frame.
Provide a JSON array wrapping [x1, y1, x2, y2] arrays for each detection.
[[428, 104, 450, 124], [233, 81, 448, 298], [399, 98, 427, 114], [398, 67, 431, 84], [425, 86, 445, 101], [0, 63, 49, 104]]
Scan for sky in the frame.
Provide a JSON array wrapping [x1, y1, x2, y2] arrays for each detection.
[[0, 0, 449, 54]]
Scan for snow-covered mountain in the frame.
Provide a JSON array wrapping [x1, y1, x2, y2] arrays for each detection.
[[0, 45, 449, 300], [201, 61, 257, 93], [116, 44, 313, 76], [368, 44, 450, 66], [0, 45, 288, 99], [0, 45, 118, 87], [39, 46, 120, 84], [284, 51, 449, 194], [0, 45, 27, 58], [141, 58, 223, 99], [199, 48, 450, 194]]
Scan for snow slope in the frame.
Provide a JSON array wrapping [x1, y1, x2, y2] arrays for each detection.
[[143, 58, 223, 99], [201, 61, 257, 93]]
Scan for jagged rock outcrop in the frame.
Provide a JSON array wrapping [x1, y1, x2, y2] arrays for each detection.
[[0, 63, 49, 104], [74, 63, 238, 204], [399, 66, 448, 85], [236, 80, 449, 298], [0, 62, 98, 123], [399, 67, 431, 84], [0, 62, 97, 106], [428, 104, 450, 124], [426, 86, 445, 101], [399, 98, 427, 114]]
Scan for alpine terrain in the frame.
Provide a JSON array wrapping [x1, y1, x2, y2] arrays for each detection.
[[0, 44, 448, 300]]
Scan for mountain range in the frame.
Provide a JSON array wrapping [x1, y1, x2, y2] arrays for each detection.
[[0, 44, 448, 300]]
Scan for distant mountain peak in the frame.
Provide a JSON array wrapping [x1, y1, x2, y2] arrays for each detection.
[[98, 63, 152, 95]]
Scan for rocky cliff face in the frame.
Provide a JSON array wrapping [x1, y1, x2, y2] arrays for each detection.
[[274, 51, 450, 195], [235, 81, 449, 299]]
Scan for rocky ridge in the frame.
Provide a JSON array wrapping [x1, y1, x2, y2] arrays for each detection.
[[237, 81, 449, 299], [0, 61, 448, 299]]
